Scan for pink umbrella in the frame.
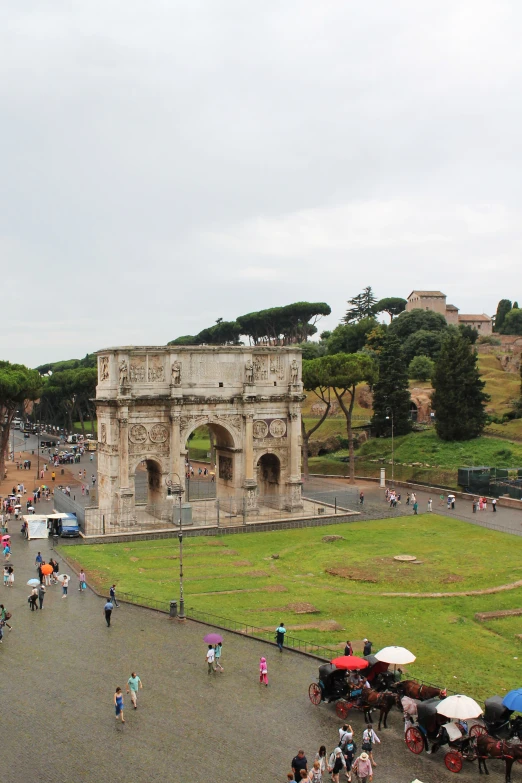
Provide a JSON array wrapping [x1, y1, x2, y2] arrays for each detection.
[[1, 535, 10, 542], [203, 633, 223, 644]]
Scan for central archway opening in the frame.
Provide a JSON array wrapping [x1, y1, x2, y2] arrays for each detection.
[[184, 422, 237, 501], [135, 458, 163, 507], [257, 453, 281, 507]]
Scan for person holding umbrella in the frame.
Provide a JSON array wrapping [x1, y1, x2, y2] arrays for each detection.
[[214, 642, 224, 672], [203, 633, 223, 671]]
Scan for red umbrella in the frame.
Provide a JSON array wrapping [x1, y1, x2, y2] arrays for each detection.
[[331, 656, 369, 670]]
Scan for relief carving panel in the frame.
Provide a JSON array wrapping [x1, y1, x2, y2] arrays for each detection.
[[148, 355, 165, 382]]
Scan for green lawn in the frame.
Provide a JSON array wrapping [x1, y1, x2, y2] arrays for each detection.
[[65, 514, 522, 700]]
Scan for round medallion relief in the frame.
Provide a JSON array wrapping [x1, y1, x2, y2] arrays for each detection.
[[149, 424, 168, 443], [269, 419, 287, 438], [129, 424, 147, 444], [253, 420, 269, 439]]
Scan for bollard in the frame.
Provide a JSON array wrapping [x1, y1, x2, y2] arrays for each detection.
[[51, 534, 59, 550], [169, 600, 178, 618]]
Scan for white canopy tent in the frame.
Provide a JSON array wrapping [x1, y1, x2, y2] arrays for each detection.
[[22, 515, 48, 540]]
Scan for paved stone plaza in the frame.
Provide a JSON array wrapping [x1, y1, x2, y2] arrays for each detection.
[[0, 532, 501, 783]]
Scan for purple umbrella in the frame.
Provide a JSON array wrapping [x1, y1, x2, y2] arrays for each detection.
[[204, 633, 223, 644]]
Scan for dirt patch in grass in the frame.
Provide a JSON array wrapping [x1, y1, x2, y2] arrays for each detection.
[[233, 560, 252, 567], [286, 602, 319, 614], [206, 540, 227, 546], [247, 570, 270, 578], [265, 584, 288, 593], [442, 574, 464, 584], [129, 556, 139, 562], [322, 535, 345, 542], [221, 549, 239, 556], [326, 566, 377, 583], [258, 620, 343, 632]]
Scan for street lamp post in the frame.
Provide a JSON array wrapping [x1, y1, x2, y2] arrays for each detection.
[[168, 473, 185, 621], [385, 407, 394, 486]]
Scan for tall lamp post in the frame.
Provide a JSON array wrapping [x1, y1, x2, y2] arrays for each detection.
[[167, 473, 185, 621], [385, 407, 394, 486]]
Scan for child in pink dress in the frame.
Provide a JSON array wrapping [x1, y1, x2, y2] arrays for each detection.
[[259, 656, 268, 686]]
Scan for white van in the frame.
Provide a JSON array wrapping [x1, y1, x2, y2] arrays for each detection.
[[66, 435, 78, 444]]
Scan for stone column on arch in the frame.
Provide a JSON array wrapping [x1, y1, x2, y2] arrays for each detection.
[[243, 412, 258, 513], [169, 407, 182, 486], [285, 405, 303, 510], [116, 407, 134, 521]]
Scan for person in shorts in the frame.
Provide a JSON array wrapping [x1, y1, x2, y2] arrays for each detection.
[[126, 672, 143, 709]]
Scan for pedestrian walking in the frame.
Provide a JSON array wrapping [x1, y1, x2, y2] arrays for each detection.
[[472, 499, 477, 513], [28, 587, 38, 611], [291, 750, 308, 782], [362, 723, 380, 766], [35, 551, 43, 567], [126, 672, 143, 709], [38, 584, 46, 610], [359, 491, 364, 506], [363, 639, 372, 656], [214, 641, 224, 671], [492, 498, 497, 512], [206, 644, 215, 673], [275, 622, 286, 652], [327, 748, 346, 783], [259, 656, 268, 686], [413, 500, 418, 515], [3, 543, 11, 561], [427, 497, 433, 512], [104, 598, 114, 626], [351, 752, 372, 783], [79, 570, 86, 591], [0, 604, 13, 631], [51, 471, 56, 482], [314, 747, 327, 777], [114, 687, 125, 723], [3, 567, 9, 587], [344, 640, 353, 656], [109, 584, 119, 607], [307, 760, 323, 783], [406, 492, 410, 505], [60, 575, 69, 598]]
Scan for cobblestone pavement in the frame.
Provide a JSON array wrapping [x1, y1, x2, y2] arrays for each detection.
[[0, 535, 503, 783]]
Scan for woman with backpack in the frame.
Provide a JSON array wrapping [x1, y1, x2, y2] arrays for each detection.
[[361, 723, 380, 767], [313, 746, 327, 776], [327, 748, 346, 783], [307, 760, 323, 782]]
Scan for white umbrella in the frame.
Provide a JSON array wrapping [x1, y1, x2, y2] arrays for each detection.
[[436, 694, 482, 720], [57, 574, 70, 581], [375, 646, 416, 665], [27, 578, 40, 586]]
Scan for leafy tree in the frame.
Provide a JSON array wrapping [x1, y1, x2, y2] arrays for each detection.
[[318, 353, 378, 483], [0, 361, 42, 479], [326, 317, 379, 355], [501, 308, 522, 335], [237, 302, 331, 345], [168, 335, 197, 345], [371, 333, 412, 438], [431, 331, 489, 440], [408, 355, 434, 382], [402, 329, 443, 364], [514, 302, 519, 310], [343, 287, 378, 324], [494, 299, 512, 331], [458, 323, 478, 344], [298, 341, 328, 360], [364, 324, 388, 355], [388, 308, 447, 340], [301, 359, 333, 479], [373, 297, 407, 320]]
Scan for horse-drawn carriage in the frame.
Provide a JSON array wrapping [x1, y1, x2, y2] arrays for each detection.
[[405, 697, 476, 773], [470, 696, 522, 740], [308, 661, 401, 728]]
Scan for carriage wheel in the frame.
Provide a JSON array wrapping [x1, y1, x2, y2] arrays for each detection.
[[444, 751, 463, 773], [308, 683, 322, 705], [469, 724, 487, 737], [336, 701, 350, 719], [405, 727, 424, 755]]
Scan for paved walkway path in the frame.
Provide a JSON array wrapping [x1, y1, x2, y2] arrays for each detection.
[[0, 529, 497, 783]]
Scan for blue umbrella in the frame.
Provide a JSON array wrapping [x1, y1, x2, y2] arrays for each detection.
[[502, 689, 522, 711]]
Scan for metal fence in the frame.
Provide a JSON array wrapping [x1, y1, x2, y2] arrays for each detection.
[[80, 488, 352, 536]]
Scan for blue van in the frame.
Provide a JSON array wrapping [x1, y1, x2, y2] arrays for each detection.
[[59, 513, 80, 538]]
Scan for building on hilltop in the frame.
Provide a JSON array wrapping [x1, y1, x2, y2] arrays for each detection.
[[406, 290, 492, 332]]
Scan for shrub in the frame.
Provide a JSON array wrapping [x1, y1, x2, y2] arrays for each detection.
[[477, 335, 501, 346], [408, 355, 435, 381]]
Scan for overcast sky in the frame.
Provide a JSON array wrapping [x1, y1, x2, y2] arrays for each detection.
[[2, 1, 521, 367]]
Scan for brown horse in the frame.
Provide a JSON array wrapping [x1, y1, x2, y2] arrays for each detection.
[[396, 680, 447, 701], [360, 688, 402, 729], [476, 735, 522, 783]]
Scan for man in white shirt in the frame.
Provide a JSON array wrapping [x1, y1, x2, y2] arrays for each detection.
[[206, 644, 215, 674]]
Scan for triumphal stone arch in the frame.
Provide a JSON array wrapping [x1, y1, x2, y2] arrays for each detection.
[[95, 346, 304, 520]]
